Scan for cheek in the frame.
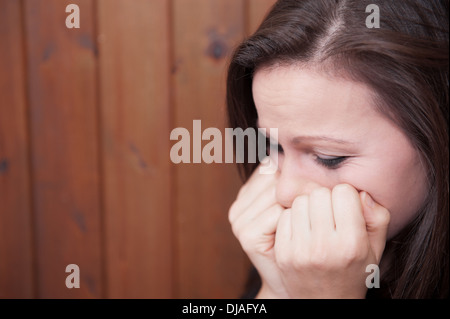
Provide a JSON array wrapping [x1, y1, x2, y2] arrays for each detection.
[[339, 156, 428, 239]]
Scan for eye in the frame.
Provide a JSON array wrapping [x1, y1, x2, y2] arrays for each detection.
[[266, 138, 284, 156], [315, 155, 348, 169]]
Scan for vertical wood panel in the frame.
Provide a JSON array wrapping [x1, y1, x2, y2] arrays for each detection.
[[172, 0, 249, 298], [1, 0, 278, 299], [0, 0, 34, 298], [98, 0, 173, 298], [24, 0, 102, 298], [247, 0, 277, 35]]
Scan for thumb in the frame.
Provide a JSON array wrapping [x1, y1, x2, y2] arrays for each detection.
[[360, 191, 391, 262]]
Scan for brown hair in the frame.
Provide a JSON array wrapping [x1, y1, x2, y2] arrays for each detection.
[[227, 0, 448, 298]]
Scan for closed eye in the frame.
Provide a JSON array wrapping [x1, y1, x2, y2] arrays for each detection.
[[315, 156, 348, 169], [265, 137, 349, 169], [266, 138, 284, 156]]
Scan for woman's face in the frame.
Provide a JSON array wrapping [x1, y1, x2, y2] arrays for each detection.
[[252, 66, 428, 239]]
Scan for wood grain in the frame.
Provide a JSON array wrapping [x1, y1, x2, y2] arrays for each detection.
[[0, 0, 34, 299], [97, 0, 173, 298], [23, 0, 102, 298], [172, 0, 249, 298], [0, 0, 278, 299]]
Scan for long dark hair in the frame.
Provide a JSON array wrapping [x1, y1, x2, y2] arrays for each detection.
[[226, 0, 448, 298]]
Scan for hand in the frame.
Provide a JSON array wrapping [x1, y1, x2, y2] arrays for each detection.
[[273, 184, 390, 298], [228, 168, 290, 298]]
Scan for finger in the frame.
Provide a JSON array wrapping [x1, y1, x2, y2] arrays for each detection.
[[332, 184, 366, 238], [236, 169, 278, 210], [291, 195, 311, 242], [360, 191, 390, 262], [274, 209, 292, 255], [238, 164, 278, 198], [236, 204, 284, 252], [230, 183, 277, 225], [254, 204, 284, 237], [309, 187, 335, 236]]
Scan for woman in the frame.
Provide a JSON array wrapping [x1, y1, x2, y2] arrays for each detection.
[[226, 0, 448, 298]]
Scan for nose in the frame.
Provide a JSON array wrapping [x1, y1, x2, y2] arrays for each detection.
[[275, 156, 322, 208]]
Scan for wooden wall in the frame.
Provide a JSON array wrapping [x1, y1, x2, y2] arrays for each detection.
[[0, 0, 276, 298]]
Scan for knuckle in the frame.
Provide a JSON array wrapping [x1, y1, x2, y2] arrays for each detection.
[[309, 247, 329, 269], [378, 208, 391, 227], [230, 219, 240, 236], [341, 249, 359, 265], [332, 183, 354, 195], [236, 226, 265, 255], [341, 240, 368, 265], [291, 250, 308, 270], [276, 246, 309, 271], [275, 249, 292, 270], [238, 231, 255, 253], [292, 195, 308, 210], [228, 201, 239, 224], [310, 186, 331, 198]]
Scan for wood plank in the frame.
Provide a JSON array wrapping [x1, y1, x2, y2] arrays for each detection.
[[0, 0, 34, 299], [23, 0, 102, 298], [172, 0, 249, 298], [247, 0, 277, 35], [97, 0, 173, 298]]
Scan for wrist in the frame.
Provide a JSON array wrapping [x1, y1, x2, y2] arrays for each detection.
[[255, 282, 289, 299]]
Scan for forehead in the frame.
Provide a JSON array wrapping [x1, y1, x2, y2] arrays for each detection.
[[252, 66, 379, 137]]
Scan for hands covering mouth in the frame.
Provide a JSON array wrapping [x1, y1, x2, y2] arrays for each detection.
[[228, 166, 390, 299]]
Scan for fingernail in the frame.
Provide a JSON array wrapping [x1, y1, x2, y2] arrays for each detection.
[[365, 192, 375, 208]]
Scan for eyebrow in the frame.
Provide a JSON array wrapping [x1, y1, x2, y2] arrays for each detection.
[[256, 121, 355, 146], [291, 135, 356, 145]]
